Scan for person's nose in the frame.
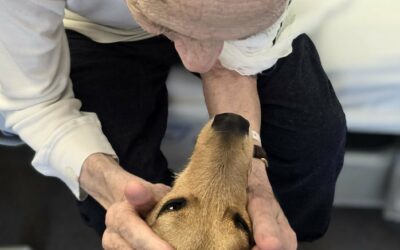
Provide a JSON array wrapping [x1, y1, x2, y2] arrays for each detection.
[[174, 38, 223, 73]]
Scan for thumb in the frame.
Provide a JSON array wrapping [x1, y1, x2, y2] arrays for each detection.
[[124, 181, 157, 213]]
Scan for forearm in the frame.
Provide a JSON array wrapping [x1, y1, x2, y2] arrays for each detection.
[[201, 61, 261, 134], [202, 62, 268, 179]]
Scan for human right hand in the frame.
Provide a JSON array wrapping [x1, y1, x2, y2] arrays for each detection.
[[102, 181, 173, 250]]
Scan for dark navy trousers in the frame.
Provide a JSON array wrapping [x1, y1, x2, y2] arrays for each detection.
[[67, 30, 346, 242]]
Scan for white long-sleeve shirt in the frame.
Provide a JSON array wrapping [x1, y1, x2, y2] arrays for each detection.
[[0, 0, 346, 199]]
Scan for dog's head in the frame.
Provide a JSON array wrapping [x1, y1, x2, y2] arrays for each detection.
[[147, 113, 254, 249]]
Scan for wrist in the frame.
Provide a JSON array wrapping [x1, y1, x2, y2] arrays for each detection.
[[251, 158, 267, 173], [249, 158, 271, 185], [248, 158, 274, 201], [79, 153, 141, 209]]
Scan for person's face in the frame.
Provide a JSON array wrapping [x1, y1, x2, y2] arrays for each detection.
[[126, 0, 286, 73]]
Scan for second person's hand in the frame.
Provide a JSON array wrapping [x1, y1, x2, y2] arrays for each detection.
[[102, 181, 173, 250]]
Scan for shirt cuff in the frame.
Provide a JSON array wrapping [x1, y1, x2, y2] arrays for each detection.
[[31, 113, 117, 200], [219, 3, 289, 75]]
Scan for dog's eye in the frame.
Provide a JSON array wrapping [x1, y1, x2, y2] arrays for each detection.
[[233, 213, 251, 235], [159, 198, 187, 215], [233, 213, 254, 246]]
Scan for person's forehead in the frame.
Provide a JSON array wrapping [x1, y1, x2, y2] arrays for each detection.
[[128, 0, 287, 41]]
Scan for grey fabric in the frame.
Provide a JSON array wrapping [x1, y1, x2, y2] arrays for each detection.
[[0, 115, 23, 146], [384, 146, 400, 222], [0, 132, 24, 146]]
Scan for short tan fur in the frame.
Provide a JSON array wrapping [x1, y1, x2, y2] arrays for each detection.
[[147, 115, 254, 250]]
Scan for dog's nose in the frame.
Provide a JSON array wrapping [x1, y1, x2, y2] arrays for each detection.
[[211, 113, 250, 136]]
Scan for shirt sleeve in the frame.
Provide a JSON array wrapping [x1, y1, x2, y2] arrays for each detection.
[[219, 0, 348, 76], [0, 0, 118, 200], [218, 1, 290, 76]]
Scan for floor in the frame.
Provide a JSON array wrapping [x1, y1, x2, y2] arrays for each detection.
[[0, 145, 399, 250]]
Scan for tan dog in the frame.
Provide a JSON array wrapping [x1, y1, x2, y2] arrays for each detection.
[[147, 113, 255, 249]]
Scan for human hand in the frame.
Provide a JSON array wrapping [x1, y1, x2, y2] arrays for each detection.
[[79, 153, 173, 250], [248, 159, 297, 250], [102, 181, 174, 250]]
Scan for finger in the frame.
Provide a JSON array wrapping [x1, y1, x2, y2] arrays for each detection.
[[276, 209, 291, 228], [276, 211, 297, 250], [287, 230, 298, 250], [250, 214, 284, 249], [152, 183, 172, 201], [106, 202, 173, 250], [102, 229, 132, 250], [122, 208, 172, 249], [248, 194, 281, 234], [124, 181, 157, 212], [248, 195, 286, 250], [250, 197, 296, 250], [125, 182, 171, 214]]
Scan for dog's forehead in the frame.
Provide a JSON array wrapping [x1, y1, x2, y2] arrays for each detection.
[[154, 215, 250, 250]]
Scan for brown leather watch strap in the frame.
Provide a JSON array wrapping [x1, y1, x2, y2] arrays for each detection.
[[253, 145, 268, 168]]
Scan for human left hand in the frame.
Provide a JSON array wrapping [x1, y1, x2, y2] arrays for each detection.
[[247, 159, 298, 250]]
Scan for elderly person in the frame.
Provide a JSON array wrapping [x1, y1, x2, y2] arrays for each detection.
[[0, 0, 346, 249]]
